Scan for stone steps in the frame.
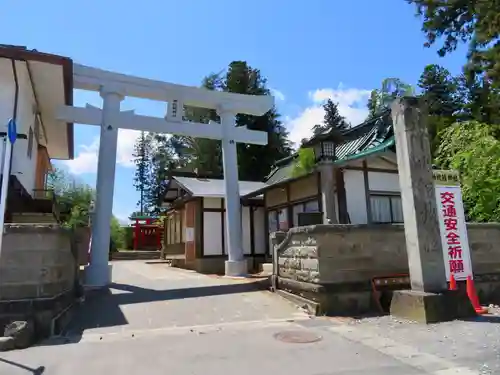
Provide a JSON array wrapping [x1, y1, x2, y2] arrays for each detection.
[[111, 251, 161, 261]]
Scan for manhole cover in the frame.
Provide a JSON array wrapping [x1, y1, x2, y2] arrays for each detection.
[[273, 330, 322, 344]]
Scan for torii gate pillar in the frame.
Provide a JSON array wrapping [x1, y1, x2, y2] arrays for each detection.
[[219, 111, 246, 275], [85, 89, 123, 287]]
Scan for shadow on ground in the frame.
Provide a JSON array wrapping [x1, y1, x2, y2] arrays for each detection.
[[43, 279, 267, 346]]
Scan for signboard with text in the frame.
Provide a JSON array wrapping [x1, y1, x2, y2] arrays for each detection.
[[433, 170, 473, 281]]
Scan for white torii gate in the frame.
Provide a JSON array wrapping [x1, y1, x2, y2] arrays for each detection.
[[57, 64, 272, 287]]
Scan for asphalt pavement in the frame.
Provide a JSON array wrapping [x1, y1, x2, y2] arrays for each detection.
[[0, 261, 496, 375]]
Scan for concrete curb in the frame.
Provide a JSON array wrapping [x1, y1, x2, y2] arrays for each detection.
[[275, 289, 320, 316]]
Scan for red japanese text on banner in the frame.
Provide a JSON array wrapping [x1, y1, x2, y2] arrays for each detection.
[[434, 174, 473, 281]]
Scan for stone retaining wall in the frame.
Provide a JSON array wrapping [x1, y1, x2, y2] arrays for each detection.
[[273, 223, 500, 315], [0, 224, 78, 337]]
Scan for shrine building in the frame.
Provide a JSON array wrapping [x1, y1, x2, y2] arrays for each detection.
[[161, 110, 403, 274]]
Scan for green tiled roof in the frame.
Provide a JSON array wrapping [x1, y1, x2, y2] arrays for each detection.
[[265, 110, 394, 184], [266, 161, 297, 184]]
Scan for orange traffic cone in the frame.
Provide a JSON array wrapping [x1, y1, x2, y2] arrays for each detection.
[[466, 275, 488, 314], [449, 273, 457, 290]]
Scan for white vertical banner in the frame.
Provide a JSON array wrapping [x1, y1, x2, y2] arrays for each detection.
[[433, 170, 473, 281]]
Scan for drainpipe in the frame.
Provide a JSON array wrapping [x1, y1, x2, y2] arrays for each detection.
[[0, 58, 20, 255], [25, 60, 48, 145]]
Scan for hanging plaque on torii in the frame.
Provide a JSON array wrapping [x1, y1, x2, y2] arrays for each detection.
[[57, 63, 273, 287]]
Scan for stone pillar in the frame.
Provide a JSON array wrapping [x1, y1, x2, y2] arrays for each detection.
[[391, 97, 446, 293], [219, 110, 246, 276], [85, 88, 123, 287], [319, 164, 338, 224], [390, 97, 475, 323]]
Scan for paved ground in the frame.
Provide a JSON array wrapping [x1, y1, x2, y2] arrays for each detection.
[[0, 261, 498, 374]]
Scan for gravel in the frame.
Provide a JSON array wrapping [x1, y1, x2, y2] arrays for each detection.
[[345, 313, 500, 375]]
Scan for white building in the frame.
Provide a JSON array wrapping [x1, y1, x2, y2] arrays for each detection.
[[0, 45, 74, 222], [161, 175, 268, 274]]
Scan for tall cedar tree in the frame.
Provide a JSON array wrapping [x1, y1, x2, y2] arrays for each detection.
[[416, 66, 500, 142], [417, 64, 463, 153], [146, 134, 177, 214], [460, 73, 500, 130], [173, 61, 292, 181], [132, 131, 153, 214], [407, 0, 500, 87], [169, 73, 225, 176], [312, 99, 349, 135]]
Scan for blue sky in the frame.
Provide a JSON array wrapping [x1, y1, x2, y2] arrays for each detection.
[[2, 0, 467, 223]]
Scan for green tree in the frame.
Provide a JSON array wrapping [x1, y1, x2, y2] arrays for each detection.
[[169, 73, 223, 176], [418, 64, 464, 153], [435, 122, 500, 222], [312, 99, 349, 135], [47, 168, 95, 227], [458, 73, 500, 131], [292, 148, 316, 177], [367, 78, 414, 117], [132, 131, 153, 214], [47, 167, 125, 246], [110, 216, 125, 249], [407, 0, 500, 87], [174, 61, 293, 181], [145, 134, 177, 214]]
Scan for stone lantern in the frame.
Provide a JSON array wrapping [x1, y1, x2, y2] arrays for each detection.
[[302, 128, 343, 224], [302, 128, 342, 163], [311, 138, 337, 163]]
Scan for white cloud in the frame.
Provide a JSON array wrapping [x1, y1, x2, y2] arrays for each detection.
[[114, 213, 131, 225], [285, 84, 372, 148], [65, 129, 141, 175], [270, 88, 285, 102]]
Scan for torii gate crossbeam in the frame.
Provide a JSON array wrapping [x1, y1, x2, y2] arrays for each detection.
[[57, 64, 273, 287]]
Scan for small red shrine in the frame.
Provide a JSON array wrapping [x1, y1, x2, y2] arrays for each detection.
[[129, 214, 163, 250]]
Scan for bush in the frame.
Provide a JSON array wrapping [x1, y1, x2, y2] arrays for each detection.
[[123, 226, 134, 249], [435, 122, 500, 222]]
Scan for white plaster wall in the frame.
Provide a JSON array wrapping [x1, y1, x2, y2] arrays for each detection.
[[203, 211, 222, 255], [253, 207, 266, 254], [368, 171, 400, 192], [344, 170, 368, 224], [0, 59, 38, 195], [203, 197, 222, 209]]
